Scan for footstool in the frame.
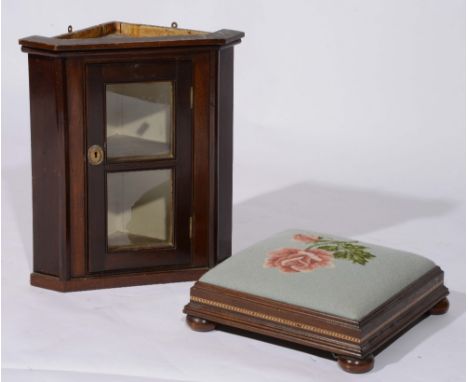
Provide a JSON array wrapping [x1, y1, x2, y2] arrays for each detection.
[[183, 230, 449, 373]]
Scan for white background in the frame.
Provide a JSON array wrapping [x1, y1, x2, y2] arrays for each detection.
[[1, 0, 465, 381]]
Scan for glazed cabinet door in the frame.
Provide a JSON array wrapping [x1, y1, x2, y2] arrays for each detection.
[[86, 61, 193, 273]]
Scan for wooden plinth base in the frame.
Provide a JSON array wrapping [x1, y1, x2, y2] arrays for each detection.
[[31, 268, 208, 292], [184, 267, 449, 374]]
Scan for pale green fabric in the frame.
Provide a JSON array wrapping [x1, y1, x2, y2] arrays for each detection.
[[201, 230, 436, 320]]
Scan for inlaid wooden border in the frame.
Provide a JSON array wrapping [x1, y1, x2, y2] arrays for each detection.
[[190, 295, 361, 343], [184, 266, 449, 358]]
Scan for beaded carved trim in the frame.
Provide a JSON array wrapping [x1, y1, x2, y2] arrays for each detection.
[[190, 295, 360, 343]]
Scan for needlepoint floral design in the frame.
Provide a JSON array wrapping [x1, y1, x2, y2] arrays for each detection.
[[265, 248, 334, 273], [264, 233, 376, 273]]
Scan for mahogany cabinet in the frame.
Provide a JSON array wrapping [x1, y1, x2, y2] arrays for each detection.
[[19, 21, 244, 291]]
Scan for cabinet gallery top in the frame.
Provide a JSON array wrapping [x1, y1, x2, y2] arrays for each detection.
[[19, 21, 244, 52]]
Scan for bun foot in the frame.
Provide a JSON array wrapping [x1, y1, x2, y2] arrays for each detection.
[[337, 355, 374, 374], [186, 315, 216, 332], [429, 297, 449, 315]]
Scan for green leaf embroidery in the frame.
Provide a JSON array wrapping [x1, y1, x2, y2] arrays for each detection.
[[306, 239, 375, 265], [314, 245, 338, 251]]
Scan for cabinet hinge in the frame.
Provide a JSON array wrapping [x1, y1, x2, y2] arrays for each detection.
[[190, 86, 193, 109], [189, 216, 193, 239]]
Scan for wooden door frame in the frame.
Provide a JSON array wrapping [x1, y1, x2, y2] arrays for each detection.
[[86, 59, 193, 273]]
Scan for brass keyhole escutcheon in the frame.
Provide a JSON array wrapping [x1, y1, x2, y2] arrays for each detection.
[[88, 145, 104, 165]]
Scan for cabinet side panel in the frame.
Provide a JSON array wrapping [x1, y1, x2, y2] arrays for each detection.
[[28, 55, 68, 278], [192, 52, 215, 268], [66, 58, 87, 277], [215, 47, 234, 264]]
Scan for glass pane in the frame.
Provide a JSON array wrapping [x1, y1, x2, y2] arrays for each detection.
[[107, 169, 173, 251], [106, 81, 173, 161]]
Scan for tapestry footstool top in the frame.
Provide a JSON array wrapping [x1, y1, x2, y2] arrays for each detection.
[[200, 230, 436, 320]]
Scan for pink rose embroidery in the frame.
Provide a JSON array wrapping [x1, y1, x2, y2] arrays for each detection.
[[264, 248, 334, 273], [293, 233, 321, 243], [263, 233, 375, 272]]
